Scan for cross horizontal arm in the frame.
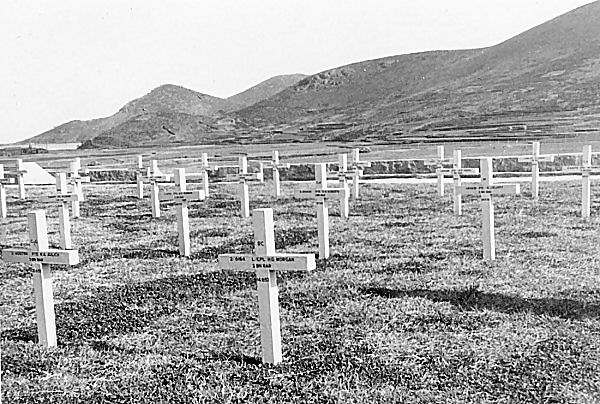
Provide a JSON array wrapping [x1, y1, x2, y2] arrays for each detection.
[[293, 188, 347, 200], [159, 190, 205, 202], [455, 183, 520, 196], [42, 194, 82, 203], [218, 253, 316, 271], [2, 248, 79, 265]]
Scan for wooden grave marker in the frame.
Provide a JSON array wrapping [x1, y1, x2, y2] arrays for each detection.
[[349, 148, 371, 199], [229, 156, 263, 218], [564, 145, 599, 220], [336, 154, 351, 220], [158, 168, 205, 256], [42, 173, 82, 249], [1, 210, 79, 347], [142, 159, 172, 218], [448, 150, 479, 215], [135, 155, 145, 199], [0, 164, 15, 218], [294, 163, 348, 258], [267, 151, 290, 198], [517, 141, 554, 200], [185, 152, 214, 198], [455, 158, 520, 261], [424, 145, 453, 196], [66, 158, 90, 218], [218, 208, 315, 364]]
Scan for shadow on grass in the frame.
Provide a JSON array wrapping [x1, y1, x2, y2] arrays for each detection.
[[361, 286, 600, 320], [2, 271, 255, 347]]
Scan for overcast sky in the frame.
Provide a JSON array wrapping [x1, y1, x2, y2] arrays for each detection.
[[1, 0, 595, 143]]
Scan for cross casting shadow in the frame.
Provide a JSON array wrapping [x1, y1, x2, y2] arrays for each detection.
[[361, 286, 599, 320]]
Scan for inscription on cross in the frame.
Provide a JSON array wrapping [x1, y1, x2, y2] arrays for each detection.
[[1, 210, 79, 347], [218, 208, 315, 365], [455, 158, 520, 261], [517, 141, 554, 200], [294, 163, 348, 258], [424, 145, 453, 196]]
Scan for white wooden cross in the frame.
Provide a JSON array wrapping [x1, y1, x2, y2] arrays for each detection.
[[336, 154, 351, 219], [349, 148, 371, 199], [517, 141, 554, 200], [564, 145, 599, 220], [158, 168, 205, 256], [218, 208, 315, 364], [184, 152, 214, 198], [455, 158, 520, 261], [42, 173, 81, 249], [424, 145, 453, 196], [231, 156, 263, 218], [66, 158, 90, 218], [294, 163, 349, 258], [1, 210, 79, 347], [5, 158, 29, 200], [0, 164, 15, 218], [448, 150, 479, 215], [142, 159, 172, 218], [135, 155, 145, 199], [267, 151, 290, 198]]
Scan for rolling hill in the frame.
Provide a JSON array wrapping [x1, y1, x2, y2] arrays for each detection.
[[235, 1, 600, 141], [25, 1, 600, 147]]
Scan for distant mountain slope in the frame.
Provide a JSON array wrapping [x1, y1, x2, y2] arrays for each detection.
[[236, 1, 600, 135], [226, 74, 307, 109], [25, 84, 234, 144]]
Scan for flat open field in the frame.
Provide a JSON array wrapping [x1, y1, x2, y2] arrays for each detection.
[[1, 176, 600, 402]]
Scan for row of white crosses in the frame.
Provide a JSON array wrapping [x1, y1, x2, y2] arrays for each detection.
[[2, 210, 79, 347]]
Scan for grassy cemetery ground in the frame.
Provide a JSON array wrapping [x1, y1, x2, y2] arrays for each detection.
[[1, 178, 599, 402]]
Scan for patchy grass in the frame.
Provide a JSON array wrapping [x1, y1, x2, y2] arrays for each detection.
[[1, 178, 599, 403]]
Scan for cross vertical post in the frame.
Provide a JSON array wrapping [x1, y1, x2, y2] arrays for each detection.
[[69, 158, 83, 218], [136, 155, 144, 199], [582, 145, 592, 220], [436, 146, 445, 196], [239, 156, 250, 218], [531, 142, 540, 200], [453, 150, 463, 215], [270, 151, 290, 198], [480, 159, 496, 261], [253, 209, 281, 364], [151, 160, 161, 218], [17, 158, 26, 199], [350, 148, 371, 200], [316, 163, 330, 258], [201, 152, 210, 198], [337, 154, 350, 220], [175, 168, 190, 256], [0, 164, 9, 218], [56, 173, 72, 249]]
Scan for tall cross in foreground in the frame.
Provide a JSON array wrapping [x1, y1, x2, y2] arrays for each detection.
[[517, 141, 554, 200], [349, 148, 371, 199], [564, 145, 599, 220], [0, 164, 15, 218], [455, 158, 520, 261], [218, 208, 315, 364], [294, 163, 349, 258], [424, 145, 453, 196], [159, 168, 205, 256], [1, 210, 79, 347], [267, 151, 290, 198]]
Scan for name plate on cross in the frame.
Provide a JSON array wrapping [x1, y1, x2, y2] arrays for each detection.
[[218, 254, 315, 271], [159, 190, 205, 202], [2, 249, 79, 265], [42, 193, 82, 203]]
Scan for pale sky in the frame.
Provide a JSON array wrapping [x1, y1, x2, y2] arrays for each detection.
[[1, 0, 595, 143]]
